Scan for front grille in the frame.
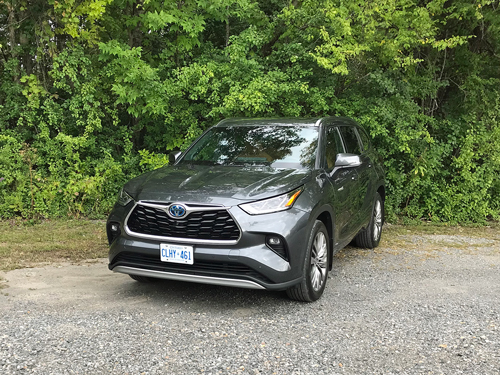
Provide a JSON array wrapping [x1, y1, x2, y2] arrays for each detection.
[[110, 252, 272, 284], [127, 204, 240, 241]]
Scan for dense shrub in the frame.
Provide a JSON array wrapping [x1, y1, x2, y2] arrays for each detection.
[[0, 0, 499, 222]]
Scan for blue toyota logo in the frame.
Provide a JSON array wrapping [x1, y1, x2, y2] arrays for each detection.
[[169, 204, 186, 218]]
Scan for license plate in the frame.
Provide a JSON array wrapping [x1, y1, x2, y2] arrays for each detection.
[[160, 244, 194, 265]]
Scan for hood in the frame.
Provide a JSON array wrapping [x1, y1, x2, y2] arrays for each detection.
[[124, 165, 311, 206]]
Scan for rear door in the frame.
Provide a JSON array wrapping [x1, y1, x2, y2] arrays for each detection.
[[354, 126, 379, 224]]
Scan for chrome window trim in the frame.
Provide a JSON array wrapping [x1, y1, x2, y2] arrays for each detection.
[[124, 201, 242, 245]]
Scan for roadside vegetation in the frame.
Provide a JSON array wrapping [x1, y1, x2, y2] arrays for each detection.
[[0, 220, 497, 271], [381, 222, 500, 250], [1, 0, 499, 223], [0, 220, 108, 271]]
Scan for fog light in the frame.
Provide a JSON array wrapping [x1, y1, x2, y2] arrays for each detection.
[[268, 237, 281, 245], [107, 222, 121, 245], [265, 235, 288, 261]]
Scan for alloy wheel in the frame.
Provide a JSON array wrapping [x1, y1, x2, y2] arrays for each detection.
[[310, 231, 328, 291], [373, 200, 383, 241]]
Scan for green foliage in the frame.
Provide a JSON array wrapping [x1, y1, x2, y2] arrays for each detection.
[[0, 0, 499, 222], [138, 150, 169, 172], [0, 44, 139, 219]]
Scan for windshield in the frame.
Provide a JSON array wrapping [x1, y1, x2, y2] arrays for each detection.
[[179, 126, 318, 169]]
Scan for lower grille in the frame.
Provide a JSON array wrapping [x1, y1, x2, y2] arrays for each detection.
[[126, 204, 240, 241], [110, 252, 272, 284]]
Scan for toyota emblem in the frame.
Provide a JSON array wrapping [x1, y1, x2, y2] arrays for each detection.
[[168, 204, 187, 218]]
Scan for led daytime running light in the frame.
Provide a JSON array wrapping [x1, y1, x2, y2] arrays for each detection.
[[286, 190, 302, 207], [239, 187, 303, 215], [118, 188, 133, 206]]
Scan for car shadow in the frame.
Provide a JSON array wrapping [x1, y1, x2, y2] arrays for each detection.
[[112, 274, 293, 311]]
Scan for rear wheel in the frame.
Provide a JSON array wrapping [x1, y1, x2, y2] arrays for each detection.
[[355, 192, 384, 249], [287, 220, 329, 302], [129, 274, 159, 283]]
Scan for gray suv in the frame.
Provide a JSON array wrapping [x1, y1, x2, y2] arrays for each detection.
[[107, 117, 385, 301]]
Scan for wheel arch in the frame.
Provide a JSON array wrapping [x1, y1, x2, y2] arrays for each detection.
[[315, 210, 334, 271], [376, 184, 385, 225], [377, 184, 385, 202]]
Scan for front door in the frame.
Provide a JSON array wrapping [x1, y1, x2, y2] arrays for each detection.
[[337, 125, 367, 233], [324, 126, 361, 245]]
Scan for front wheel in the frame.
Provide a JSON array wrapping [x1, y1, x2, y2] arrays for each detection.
[[355, 192, 384, 249], [287, 220, 329, 302]]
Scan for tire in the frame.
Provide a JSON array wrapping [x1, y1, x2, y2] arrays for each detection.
[[129, 274, 159, 283], [286, 220, 329, 302], [355, 192, 384, 249]]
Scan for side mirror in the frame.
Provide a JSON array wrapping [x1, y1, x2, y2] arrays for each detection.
[[334, 153, 362, 168], [169, 151, 182, 164]]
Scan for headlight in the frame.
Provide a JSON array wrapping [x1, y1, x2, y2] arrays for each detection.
[[117, 188, 133, 206], [239, 187, 303, 215]]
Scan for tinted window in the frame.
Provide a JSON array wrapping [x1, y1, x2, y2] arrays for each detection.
[[338, 126, 361, 155], [357, 127, 371, 152], [180, 126, 319, 169], [325, 127, 345, 169]]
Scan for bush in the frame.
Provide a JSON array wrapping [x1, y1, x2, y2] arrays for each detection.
[[0, 0, 499, 222]]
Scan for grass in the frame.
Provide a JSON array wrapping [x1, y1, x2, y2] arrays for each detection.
[[0, 219, 498, 272], [382, 222, 500, 249], [385, 221, 500, 238], [0, 220, 108, 271]]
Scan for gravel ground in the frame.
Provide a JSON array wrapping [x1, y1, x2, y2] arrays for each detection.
[[1, 232, 499, 374]]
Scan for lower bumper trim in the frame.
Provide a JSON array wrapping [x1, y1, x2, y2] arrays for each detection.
[[113, 265, 266, 290]]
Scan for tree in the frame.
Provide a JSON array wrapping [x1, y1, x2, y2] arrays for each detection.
[[0, 0, 499, 222]]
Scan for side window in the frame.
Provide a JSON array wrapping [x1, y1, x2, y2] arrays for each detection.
[[339, 126, 362, 155], [357, 127, 371, 152], [325, 127, 345, 169]]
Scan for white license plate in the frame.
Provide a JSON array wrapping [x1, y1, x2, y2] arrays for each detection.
[[160, 244, 194, 265]]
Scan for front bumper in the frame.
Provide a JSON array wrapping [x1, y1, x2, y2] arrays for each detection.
[[112, 266, 267, 289], [108, 204, 311, 291]]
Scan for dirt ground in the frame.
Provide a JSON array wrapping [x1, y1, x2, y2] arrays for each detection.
[[1, 229, 499, 374]]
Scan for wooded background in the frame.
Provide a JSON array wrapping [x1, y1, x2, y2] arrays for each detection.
[[1, 0, 499, 222]]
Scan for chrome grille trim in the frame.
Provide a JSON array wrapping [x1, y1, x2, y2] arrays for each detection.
[[139, 201, 226, 216], [124, 201, 242, 245]]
